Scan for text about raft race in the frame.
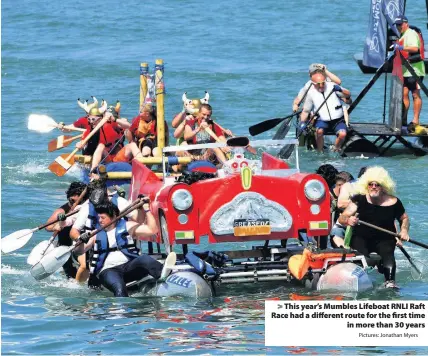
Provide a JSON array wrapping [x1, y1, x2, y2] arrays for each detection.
[[265, 301, 428, 347]]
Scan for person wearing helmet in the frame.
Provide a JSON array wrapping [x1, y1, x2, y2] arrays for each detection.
[[45, 181, 88, 279], [75, 105, 129, 175]]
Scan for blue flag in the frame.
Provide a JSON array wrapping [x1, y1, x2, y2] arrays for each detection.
[[363, 0, 404, 69]]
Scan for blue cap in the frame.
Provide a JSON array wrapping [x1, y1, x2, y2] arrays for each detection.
[[394, 15, 408, 25]]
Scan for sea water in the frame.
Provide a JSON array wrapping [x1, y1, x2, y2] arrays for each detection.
[[2, 0, 428, 354]]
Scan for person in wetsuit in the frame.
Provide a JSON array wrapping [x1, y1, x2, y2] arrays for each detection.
[[338, 166, 410, 288], [45, 181, 88, 279]]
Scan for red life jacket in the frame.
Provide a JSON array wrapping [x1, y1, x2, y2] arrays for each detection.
[[398, 25, 425, 63]]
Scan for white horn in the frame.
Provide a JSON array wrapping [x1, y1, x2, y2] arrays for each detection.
[[182, 92, 188, 103], [87, 96, 99, 111], [201, 91, 210, 104], [77, 98, 89, 113], [99, 99, 108, 114]]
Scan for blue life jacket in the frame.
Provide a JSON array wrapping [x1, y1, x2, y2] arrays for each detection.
[[89, 218, 140, 276], [86, 193, 120, 231]]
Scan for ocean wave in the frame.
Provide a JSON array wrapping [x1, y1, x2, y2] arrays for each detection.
[[1, 264, 27, 275]]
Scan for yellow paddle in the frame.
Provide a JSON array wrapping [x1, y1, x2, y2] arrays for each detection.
[[48, 117, 108, 177]]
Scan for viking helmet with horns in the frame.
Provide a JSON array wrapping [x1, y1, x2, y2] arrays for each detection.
[[182, 91, 209, 116], [77, 96, 108, 116], [107, 100, 121, 119]]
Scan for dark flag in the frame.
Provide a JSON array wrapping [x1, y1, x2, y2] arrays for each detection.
[[363, 0, 404, 69]]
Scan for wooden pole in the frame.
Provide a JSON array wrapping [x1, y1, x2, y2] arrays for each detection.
[[155, 59, 165, 153], [139, 62, 149, 112]]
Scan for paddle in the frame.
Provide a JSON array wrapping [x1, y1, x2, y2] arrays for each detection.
[[358, 219, 428, 250], [249, 83, 314, 137], [249, 111, 302, 137], [26, 187, 88, 265], [279, 88, 337, 159], [358, 219, 425, 279], [1, 209, 80, 254], [48, 116, 108, 177], [408, 239, 428, 250], [396, 244, 424, 280], [27, 237, 57, 266], [30, 198, 145, 281], [48, 134, 84, 152], [204, 126, 232, 160], [28, 114, 86, 133], [274, 83, 313, 140]]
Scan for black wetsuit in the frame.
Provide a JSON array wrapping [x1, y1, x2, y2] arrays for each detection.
[[57, 202, 77, 279], [350, 194, 405, 281]]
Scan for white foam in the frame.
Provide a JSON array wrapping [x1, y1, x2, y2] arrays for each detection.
[[1, 264, 26, 275]]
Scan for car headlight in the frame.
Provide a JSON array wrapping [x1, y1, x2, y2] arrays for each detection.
[[304, 179, 325, 201], [171, 189, 193, 211]]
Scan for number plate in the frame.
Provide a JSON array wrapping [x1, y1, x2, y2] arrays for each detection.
[[233, 219, 271, 236]]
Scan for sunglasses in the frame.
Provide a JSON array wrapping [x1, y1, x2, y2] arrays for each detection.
[[311, 80, 326, 85], [87, 116, 101, 123], [368, 182, 381, 188]]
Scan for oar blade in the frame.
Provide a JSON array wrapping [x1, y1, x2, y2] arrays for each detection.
[[48, 154, 76, 177], [27, 240, 56, 266], [227, 136, 249, 147], [28, 114, 57, 133], [409, 259, 425, 280], [1, 229, 33, 254], [249, 118, 284, 136], [48, 135, 73, 152], [30, 246, 71, 280]]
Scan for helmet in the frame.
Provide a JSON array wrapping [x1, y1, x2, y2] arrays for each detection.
[[88, 107, 103, 117], [107, 100, 121, 119], [66, 181, 87, 199]]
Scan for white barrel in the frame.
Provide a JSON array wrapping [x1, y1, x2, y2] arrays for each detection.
[[154, 271, 213, 298], [316, 263, 373, 292]]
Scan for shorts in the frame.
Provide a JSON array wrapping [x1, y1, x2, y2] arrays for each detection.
[[315, 118, 347, 135], [330, 223, 346, 237], [404, 76, 424, 92], [139, 137, 157, 150]]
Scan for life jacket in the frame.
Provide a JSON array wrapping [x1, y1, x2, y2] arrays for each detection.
[[84, 193, 119, 232], [89, 218, 140, 276], [101, 124, 125, 157], [398, 26, 425, 63], [288, 248, 357, 280], [186, 118, 217, 144], [135, 116, 157, 140], [308, 82, 344, 122]]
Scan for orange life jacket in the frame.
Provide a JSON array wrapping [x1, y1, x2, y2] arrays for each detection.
[[135, 118, 156, 140]]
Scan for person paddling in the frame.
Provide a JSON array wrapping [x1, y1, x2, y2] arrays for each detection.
[[338, 166, 410, 288], [69, 178, 139, 283], [74, 201, 176, 297], [45, 181, 88, 279]]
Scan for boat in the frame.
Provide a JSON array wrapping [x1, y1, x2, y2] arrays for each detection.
[[354, 51, 428, 74], [43, 59, 378, 297], [121, 137, 379, 297]]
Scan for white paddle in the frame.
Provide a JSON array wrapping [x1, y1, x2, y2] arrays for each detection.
[[27, 238, 57, 266], [30, 199, 145, 280], [1, 208, 79, 254], [28, 114, 86, 133]]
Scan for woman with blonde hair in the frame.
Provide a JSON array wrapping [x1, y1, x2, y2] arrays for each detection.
[[338, 166, 410, 288]]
